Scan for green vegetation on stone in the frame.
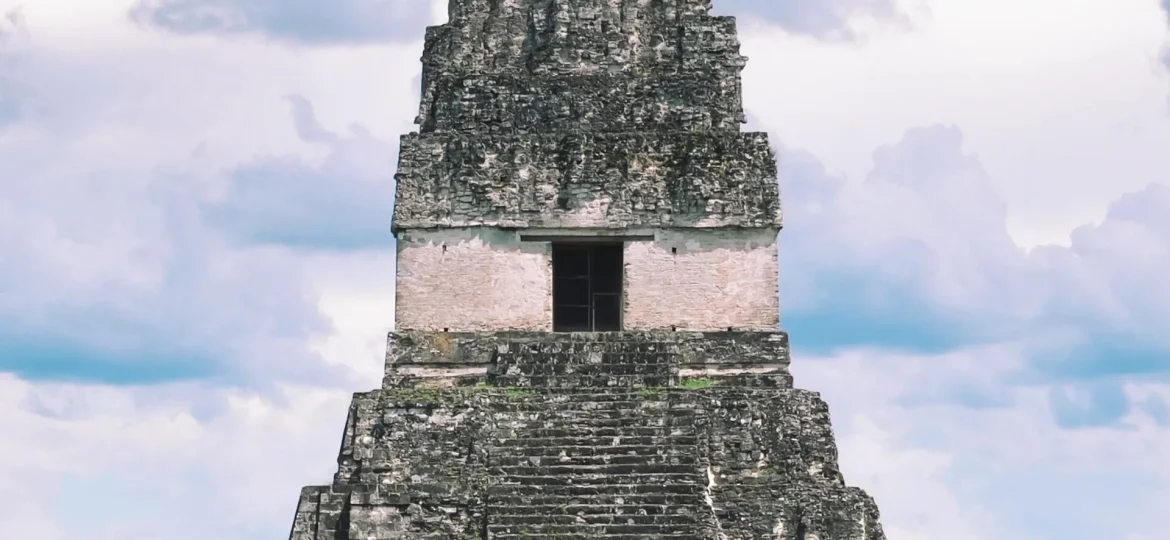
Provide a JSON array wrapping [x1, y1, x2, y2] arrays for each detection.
[[386, 387, 448, 404], [681, 378, 717, 390], [387, 383, 539, 403], [639, 387, 664, 399]]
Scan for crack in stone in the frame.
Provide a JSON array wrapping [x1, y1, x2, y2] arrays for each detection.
[[705, 465, 729, 540]]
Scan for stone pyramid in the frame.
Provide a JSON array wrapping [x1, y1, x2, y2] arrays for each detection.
[[289, 1, 886, 538]]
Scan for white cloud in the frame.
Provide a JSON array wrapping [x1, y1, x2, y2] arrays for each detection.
[[128, 0, 437, 45], [0, 0, 422, 385], [2, 0, 1170, 538], [0, 374, 352, 540], [776, 121, 1170, 386], [305, 249, 399, 384], [794, 348, 1170, 540], [715, 0, 913, 40], [744, 0, 1170, 247]]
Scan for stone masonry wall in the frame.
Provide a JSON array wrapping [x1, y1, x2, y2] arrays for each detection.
[[394, 228, 778, 332], [392, 132, 781, 231], [418, 0, 746, 134], [625, 229, 778, 331], [395, 228, 552, 332], [393, 0, 781, 235]]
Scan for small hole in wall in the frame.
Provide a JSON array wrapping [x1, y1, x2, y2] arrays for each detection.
[[727, 327, 734, 332], [443, 328, 449, 333], [671, 326, 677, 332], [671, 247, 677, 254], [442, 244, 447, 253]]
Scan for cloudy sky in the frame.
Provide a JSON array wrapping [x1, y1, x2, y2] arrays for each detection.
[[2, 0, 1169, 538]]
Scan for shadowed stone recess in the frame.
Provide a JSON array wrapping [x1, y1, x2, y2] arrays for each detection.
[[288, 0, 884, 538]]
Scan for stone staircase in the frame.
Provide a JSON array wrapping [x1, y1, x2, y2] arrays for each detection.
[[489, 337, 681, 388], [290, 331, 885, 540], [485, 391, 709, 540]]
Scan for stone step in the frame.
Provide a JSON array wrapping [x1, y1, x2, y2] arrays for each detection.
[[492, 435, 699, 447], [498, 355, 677, 363], [491, 375, 676, 387], [498, 411, 700, 424], [492, 453, 699, 467], [484, 395, 713, 407], [489, 444, 699, 458], [495, 473, 702, 486], [487, 522, 698, 535], [489, 493, 705, 507], [496, 365, 676, 377], [489, 486, 705, 501], [491, 504, 701, 516], [493, 406, 701, 416], [491, 416, 692, 427], [490, 399, 698, 411], [494, 348, 681, 358], [492, 513, 699, 525], [495, 349, 679, 357], [492, 429, 695, 441], [495, 391, 691, 402], [493, 417, 700, 430], [491, 426, 693, 439], [488, 535, 704, 540], [497, 350, 677, 358], [490, 483, 705, 496], [490, 464, 698, 476]]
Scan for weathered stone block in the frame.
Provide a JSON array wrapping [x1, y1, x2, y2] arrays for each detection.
[[382, 331, 792, 389], [417, 70, 745, 134], [392, 132, 781, 231], [423, 0, 745, 79]]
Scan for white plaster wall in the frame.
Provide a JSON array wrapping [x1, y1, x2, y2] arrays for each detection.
[[624, 230, 779, 331], [395, 227, 779, 332], [395, 230, 552, 331]]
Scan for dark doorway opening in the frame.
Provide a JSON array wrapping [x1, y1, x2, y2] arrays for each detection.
[[552, 243, 623, 332]]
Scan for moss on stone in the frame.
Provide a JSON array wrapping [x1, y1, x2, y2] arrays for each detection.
[[681, 378, 717, 390], [640, 387, 664, 399], [387, 388, 448, 403]]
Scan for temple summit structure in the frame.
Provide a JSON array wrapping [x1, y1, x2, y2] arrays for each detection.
[[288, 0, 886, 538]]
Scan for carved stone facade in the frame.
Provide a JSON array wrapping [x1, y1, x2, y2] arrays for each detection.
[[289, 1, 885, 538]]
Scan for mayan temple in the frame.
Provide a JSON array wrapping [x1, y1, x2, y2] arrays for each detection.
[[289, 0, 885, 538]]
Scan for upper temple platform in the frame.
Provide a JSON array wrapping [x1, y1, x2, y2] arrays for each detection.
[[416, 0, 748, 134]]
